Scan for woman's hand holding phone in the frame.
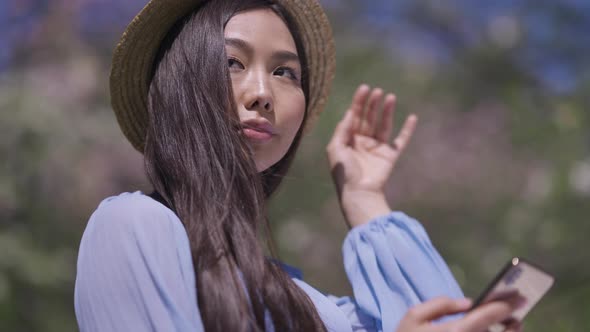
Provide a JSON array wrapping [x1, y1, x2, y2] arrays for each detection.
[[396, 295, 524, 332]]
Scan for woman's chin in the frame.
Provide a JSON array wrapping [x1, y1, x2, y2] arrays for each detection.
[[252, 145, 292, 173], [255, 160, 272, 173], [254, 156, 283, 173]]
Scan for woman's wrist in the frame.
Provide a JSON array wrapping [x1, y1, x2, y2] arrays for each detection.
[[340, 190, 391, 228]]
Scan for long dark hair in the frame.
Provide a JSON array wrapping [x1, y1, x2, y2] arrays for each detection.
[[144, 0, 325, 331]]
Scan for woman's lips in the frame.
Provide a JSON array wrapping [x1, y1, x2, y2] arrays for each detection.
[[240, 120, 276, 142], [242, 127, 273, 141]]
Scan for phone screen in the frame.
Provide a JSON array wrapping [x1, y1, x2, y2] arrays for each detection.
[[471, 257, 554, 331]]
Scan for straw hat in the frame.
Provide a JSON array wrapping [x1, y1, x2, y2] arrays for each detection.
[[110, 0, 335, 153]]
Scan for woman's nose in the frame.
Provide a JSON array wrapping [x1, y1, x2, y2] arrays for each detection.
[[244, 74, 273, 113]]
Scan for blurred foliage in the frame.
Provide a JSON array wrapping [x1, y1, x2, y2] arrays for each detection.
[[1, 0, 589, 331]]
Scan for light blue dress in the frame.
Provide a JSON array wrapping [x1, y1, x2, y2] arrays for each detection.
[[74, 192, 464, 332]]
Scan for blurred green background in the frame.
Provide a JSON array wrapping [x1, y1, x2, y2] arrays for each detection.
[[1, 0, 589, 331]]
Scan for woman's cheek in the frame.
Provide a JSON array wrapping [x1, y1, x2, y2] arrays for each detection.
[[277, 89, 305, 151], [292, 94, 306, 132]]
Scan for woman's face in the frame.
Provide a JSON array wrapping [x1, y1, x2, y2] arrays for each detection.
[[224, 9, 306, 172]]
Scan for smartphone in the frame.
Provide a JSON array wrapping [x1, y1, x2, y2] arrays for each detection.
[[470, 257, 554, 332]]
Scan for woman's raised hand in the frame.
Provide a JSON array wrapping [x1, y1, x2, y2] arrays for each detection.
[[396, 296, 523, 332], [326, 84, 417, 228]]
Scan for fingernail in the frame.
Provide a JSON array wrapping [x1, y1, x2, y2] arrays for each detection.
[[515, 297, 527, 309], [458, 298, 473, 306]]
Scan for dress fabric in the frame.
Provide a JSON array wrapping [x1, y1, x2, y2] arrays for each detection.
[[74, 192, 464, 332]]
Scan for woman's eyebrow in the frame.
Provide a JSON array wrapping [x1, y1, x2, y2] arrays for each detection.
[[225, 38, 253, 56], [272, 50, 300, 64], [225, 37, 299, 64]]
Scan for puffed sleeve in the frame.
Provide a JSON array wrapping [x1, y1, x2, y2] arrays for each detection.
[[74, 193, 204, 332], [342, 212, 464, 332]]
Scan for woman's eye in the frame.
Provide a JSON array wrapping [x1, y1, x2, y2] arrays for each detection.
[[274, 67, 299, 81], [228, 58, 244, 70]]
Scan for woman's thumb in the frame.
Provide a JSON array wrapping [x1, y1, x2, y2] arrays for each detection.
[[405, 297, 472, 323]]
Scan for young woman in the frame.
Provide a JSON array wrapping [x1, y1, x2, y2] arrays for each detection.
[[74, 0, 523, 331]]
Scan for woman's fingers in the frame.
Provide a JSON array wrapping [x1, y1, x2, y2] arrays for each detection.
[[376, 93, 396, 142], [405, 297, 473, 323], [399, 294, 524, 332], [327, 109, 354, 149], [328, 84, 370, 149], [391, 114, 418, 152], [349, 84, 371, 132], [360, 88, 383, 136], [456, 296, 523, 332], [504, 319, 523, 332], [341, 85, 417, 151]]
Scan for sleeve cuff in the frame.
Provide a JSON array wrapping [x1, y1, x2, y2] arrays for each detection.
[[342, 211, 464, 331]]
